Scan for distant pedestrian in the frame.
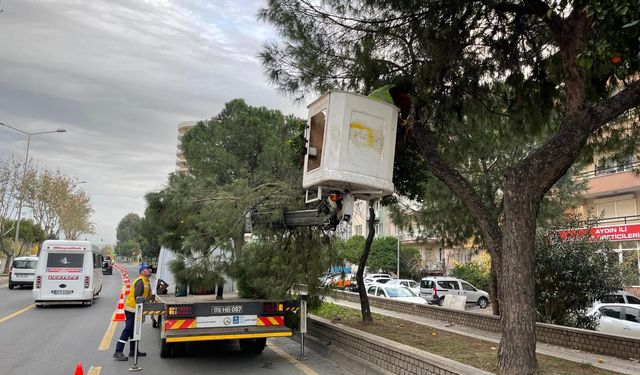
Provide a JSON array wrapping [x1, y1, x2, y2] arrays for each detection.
[[113, 263, 152, 361]]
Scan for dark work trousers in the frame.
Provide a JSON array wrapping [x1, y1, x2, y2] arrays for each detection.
[[115, 311, 137, 354]]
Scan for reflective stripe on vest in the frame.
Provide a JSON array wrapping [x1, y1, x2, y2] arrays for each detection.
[[368, 84, 395, 104], [125, 276, 150, 312]]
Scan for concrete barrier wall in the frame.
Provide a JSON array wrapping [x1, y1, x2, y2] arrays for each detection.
[[331, 290, 640, 359], [308, 315, 493, 375]]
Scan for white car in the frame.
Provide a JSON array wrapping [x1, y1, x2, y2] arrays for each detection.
[[363, 273, 392, 286], [366, 285, 427, 305], [587, 303, 640, 338], [596, 291, 640, 305], [386, 279, 420, 295], [9, 256, 39, 289], [420, 276, 490, 308]]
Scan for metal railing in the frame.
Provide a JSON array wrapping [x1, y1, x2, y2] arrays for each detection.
[[577, 214, 640, 227], [575, 161, 640, 179]]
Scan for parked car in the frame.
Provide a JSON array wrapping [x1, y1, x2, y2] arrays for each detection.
[[102, 259, 113, 275], [320, 273, 353, 288], [366, 285, 428, 305], [8, 256, 39, 289], [596, 291, 640, 305], [419, 276, 490, 308], [386, 279, 420, 295], [363, 273, 392, 286], [587, 303, 640, 338]]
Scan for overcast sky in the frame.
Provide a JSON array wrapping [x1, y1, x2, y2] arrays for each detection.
[[0, 0, 306, 246]]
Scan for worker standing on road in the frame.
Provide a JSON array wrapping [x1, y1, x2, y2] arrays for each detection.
[[113, 263, 152, 361]]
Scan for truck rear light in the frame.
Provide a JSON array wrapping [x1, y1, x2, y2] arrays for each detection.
[[35, 276, 42, 289], [84, 276, 90, 288], [167, 304, 194, 318], [263, 302, 284, 314]]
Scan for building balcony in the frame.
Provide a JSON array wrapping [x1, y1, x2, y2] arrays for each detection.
[[576, 162, 640, 198]]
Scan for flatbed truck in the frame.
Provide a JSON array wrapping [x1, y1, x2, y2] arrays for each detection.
[[148, 292, 297, 357]]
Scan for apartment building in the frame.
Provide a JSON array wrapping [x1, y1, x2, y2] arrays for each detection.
[[572, 156, 640, 279], [350, 198, 476, 275], [176, 121, 197, 174]]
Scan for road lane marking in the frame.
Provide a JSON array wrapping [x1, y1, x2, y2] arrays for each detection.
[[87, 366, 101, 375], [267, 341, 319, 375], [99, 312, 119, 351], [0, 304, 34, 324]]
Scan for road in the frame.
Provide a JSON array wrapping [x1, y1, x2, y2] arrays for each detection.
[[0, 265, 348, 375]]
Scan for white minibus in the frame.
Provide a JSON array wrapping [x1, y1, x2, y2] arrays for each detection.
[[33, 240, 103, 306]]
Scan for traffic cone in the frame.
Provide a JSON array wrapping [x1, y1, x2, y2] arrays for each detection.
[[73, 362, 84, 375], [113, 293, 126, 322]]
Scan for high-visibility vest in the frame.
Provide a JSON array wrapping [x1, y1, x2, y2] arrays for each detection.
[[125, 276, 150, 312], [368, 84, 395, 104]]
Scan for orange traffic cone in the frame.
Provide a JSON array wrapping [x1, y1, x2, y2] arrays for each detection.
[[113, 294, 126, 322], [73, 362, 84, 375]]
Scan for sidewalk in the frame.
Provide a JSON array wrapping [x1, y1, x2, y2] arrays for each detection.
[[328, 297, 640, 375]]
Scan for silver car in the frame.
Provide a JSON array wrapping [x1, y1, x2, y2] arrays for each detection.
[[419, 277, 490, 308]]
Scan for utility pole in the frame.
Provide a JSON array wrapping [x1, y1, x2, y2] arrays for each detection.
[[0, 122, 66, 249]]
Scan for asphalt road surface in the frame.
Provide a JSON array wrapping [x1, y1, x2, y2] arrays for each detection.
[[0, 264, 349, 375]]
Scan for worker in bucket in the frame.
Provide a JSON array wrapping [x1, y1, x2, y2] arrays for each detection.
[[113, 262, 152, 361], [368, 81, 413, 121]]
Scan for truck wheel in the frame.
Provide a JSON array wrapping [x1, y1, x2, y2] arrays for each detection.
[[437, 297, 445, 306], [160, 338, 173, 358], [239, 338, 266, 355], [8, 282, 14, 290]]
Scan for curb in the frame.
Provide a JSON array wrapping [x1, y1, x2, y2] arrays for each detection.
[[290, 334, 392, 375]]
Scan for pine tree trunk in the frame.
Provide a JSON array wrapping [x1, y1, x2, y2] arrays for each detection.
[[355, 201, 376, 324], [490, 264, 500, 316], [497, 184, 538, 374]]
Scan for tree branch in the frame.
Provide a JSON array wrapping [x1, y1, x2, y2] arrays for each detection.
[[414, 127, 502, 255]]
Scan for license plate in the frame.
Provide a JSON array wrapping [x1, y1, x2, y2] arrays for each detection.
[[196, 315, 257, 328], [51, 290, 73, 295], [16, 274, 29, 278], [211, 305, 243, 314]]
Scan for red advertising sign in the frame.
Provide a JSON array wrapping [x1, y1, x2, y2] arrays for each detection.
[[47, 246, 85, 251], [46, 268, 83, 273], [558, 223, 640, 242], [48, 275, 79, 280]]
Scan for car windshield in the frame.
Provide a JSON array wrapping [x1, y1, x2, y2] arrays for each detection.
[[386, 287, 416, 297], [12, 259, 38, 269]]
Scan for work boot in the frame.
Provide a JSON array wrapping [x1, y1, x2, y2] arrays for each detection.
[[113, 352, 128, 361], [129, 350, 147, 357]]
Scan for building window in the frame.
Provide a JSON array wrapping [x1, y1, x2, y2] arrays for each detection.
[[594, 194, 636, 219]]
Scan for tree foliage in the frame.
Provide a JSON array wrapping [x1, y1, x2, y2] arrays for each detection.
[[0, 155, 94, 265], [259, 1, 640, 372], [114, 239, 141, 258], [0, 155, 25, 260], [337, 235, 421, 278], [536, 218, 623, 329], [449, 252, 491, 292], [144, 99, 336, 297], [116, 213, 142, 243]]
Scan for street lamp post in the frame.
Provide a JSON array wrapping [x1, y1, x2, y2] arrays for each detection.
[[397, 229, 401, 278], [0, 122, 66, 246]]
